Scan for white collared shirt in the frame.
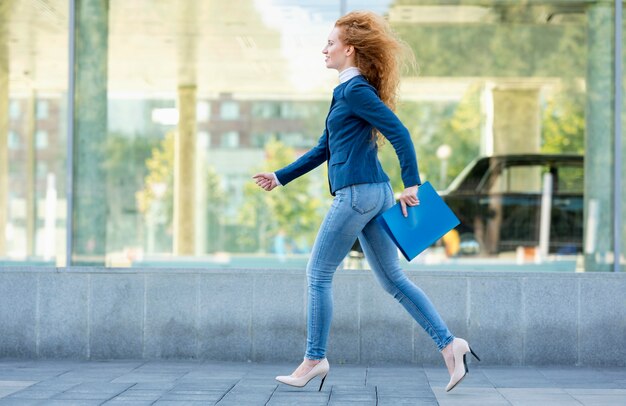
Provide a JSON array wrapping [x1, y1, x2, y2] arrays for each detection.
[[338, 66, 361, 83]]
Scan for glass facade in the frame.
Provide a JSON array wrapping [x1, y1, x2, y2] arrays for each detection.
[[1, 0, 68, 264], [0, 0, 623, 271]]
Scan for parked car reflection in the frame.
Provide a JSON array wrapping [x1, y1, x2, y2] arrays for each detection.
[[440, 154, 584, 256]]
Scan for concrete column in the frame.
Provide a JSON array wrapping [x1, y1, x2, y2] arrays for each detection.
[[493, 85, 542, 191], [195, 132, 208, 255], [25, 93, 36, 257], [0, 1, 10, 257], [71, 0, 109, 265], [584, 3, 614, 272], [482, 84, 542, 254], [492, 86, 541, 155], [173, 86, 196, 255]]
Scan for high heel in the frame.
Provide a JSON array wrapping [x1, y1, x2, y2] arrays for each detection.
[[275, 358, 330, 391], [445, 338, 480, 392]]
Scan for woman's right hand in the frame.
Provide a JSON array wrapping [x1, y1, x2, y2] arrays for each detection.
[[253, 172, 278, 192], [398, 185, 420, 217]]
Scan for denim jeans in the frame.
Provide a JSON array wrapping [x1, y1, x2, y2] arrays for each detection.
[[305, 181, 454, 360]]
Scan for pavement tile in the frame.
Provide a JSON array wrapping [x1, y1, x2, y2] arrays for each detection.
[[374, 385, 435, 397], [0, 399, 43, 405], [28, 380, 81, 391], [53, 392, 119, 400], [1, 360, 626, 405], [568, 394, 626, 406], [110, 373, 186, 383], [0, 380, 38, 399], [218, 394, 273, 404], [229, 382, 275, 393], [159, 394, 224, 401], [481, 366, 555, 388], [433, 387, 511, 406], [64, 382, 135, 393], [37, 401, 105, 406], [130, 382, 177, 391], [5, 389, 59, 399], [0, 381, 38, 387], [329, 393, 376, 402], [270, 391, 329, 400], [377, 397, 439, 406], [497, 387, 581, 405]]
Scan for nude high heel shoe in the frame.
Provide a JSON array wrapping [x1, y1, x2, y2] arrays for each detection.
[[445, 338, 480, 392], [275, 358, 330, 391]]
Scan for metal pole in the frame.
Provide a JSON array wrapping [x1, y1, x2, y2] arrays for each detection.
[[65, 0, 76, 267], [539, 172, 553, 260], [614, 0, 622, 272], [340, 0, 346, 17]]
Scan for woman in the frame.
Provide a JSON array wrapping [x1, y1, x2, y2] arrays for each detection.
[[253, 11, 478, 393]]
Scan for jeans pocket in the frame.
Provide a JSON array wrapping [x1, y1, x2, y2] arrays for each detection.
[[350, 184, 378, 214]]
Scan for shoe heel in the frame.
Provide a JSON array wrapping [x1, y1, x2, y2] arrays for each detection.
[[318, 374, 327, 391], [469, 347, 480, 362]]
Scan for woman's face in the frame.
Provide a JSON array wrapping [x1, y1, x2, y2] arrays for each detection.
[[322, 26, 352, 71]]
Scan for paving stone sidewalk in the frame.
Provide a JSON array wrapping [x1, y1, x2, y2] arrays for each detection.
[[0, 360, 625, 405]]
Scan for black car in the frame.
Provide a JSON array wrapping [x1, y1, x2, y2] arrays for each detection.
[[440, 154, 584, 256]]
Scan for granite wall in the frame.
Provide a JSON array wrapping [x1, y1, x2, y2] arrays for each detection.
[[1, 267, 624, 366]]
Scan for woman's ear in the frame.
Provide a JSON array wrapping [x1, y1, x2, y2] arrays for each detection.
[[346, 45, 354, 56]]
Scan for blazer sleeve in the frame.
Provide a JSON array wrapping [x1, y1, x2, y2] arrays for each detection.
[[275, 130, 328, 186], [344, 81, 421, 188]]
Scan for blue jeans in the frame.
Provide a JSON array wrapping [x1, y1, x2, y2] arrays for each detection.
[[305, 182, 454, 360]]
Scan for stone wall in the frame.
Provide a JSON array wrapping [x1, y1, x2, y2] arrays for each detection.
[[1, 267, 624, 366]]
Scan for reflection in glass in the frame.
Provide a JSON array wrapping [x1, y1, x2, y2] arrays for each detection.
[[1, 0, 68, 264], [0, 1, 614, 270]]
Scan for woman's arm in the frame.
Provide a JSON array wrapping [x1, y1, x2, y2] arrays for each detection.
[[344, 81, 421, 189], [274, 130, 328, 186], [345, 81, 421, 216]]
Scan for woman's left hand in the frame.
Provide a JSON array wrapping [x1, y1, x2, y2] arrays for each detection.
[[398, 185, 420, 218]]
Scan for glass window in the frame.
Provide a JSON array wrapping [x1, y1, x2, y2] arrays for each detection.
[[197, 101, 211, 121], [251, 132, 271, 148], [35, 130, 49, 149], [555, 164, 584, 194], [36, 100, 49, 120], [1, 2, 67, 265], [32, 0, 616, 271], [8, 131, 20, 150], [252, 102, 280, 119], [9, 100, 20, 119], [198, 131, 210, 150], [220, 101, 239, 120], [490, 165, 544, 194], [37, 162, 48, 178], [221, 131, 240, 148], [281, 132, 306, 148]]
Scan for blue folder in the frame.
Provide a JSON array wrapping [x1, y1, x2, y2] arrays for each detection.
[[378, 181, 460, 261]]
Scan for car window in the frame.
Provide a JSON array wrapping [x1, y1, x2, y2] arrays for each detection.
[[489, 164, 544, 193], [487, 162, 583, 194], [450, 158, 490, 192], [555, 165, 584, 194]]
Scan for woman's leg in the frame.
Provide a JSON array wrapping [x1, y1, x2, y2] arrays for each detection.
[[304, 184, 386, 360], [358, 184, 455, 352]]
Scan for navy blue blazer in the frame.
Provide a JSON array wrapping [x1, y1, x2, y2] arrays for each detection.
[[275, 75, 421, 195]]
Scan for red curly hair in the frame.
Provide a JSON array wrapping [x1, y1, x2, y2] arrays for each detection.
[[335, 11, 415, 124]]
